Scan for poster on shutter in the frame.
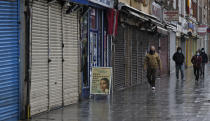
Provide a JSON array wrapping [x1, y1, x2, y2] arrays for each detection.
[[90, 67, 112, 95]]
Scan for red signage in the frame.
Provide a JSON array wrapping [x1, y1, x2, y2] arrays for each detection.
[[163, 10, 179, 22], [197, 25, 207, 35]]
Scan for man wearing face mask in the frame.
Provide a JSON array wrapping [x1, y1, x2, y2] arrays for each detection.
[[173, 47, 185, 80], [200, 48, 208, 77], [191, 51, 202, 81], [144, 46, 162, 90]]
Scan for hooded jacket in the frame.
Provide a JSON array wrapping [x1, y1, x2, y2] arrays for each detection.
[[144, 52, 162, 70], [173, 49, 185, 65]]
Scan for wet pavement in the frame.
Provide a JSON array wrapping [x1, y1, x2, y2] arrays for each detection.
[[28, 64, 210, 121]]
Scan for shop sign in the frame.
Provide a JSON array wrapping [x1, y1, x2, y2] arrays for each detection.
[[89, 0, 114, 8], [90, 67, 112, 95], [197, 25, 207, 35], [163, 10, 179, 22], [151, 2, 162, 21]]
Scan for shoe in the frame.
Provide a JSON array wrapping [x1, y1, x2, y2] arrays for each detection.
[[152, 87, 156, 90]]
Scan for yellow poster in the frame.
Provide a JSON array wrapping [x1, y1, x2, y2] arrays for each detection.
[[90, 67, 112, 95]]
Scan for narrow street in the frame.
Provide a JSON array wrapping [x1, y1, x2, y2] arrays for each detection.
[[28, 64, 210, 121]]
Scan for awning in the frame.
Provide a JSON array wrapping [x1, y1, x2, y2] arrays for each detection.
[[118, 2, 165, 28], [128, 10, 148, 21], [70, 0, 90, 5], [69, 0, 103, 8], [118, 2, 158, 21]]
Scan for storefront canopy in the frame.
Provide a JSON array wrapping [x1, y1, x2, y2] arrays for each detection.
[[118, 2, 168, 35], [69, 0, 104, 8], [69, 0, 90, 5]]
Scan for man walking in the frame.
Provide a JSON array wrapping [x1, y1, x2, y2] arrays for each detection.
[[144, 46, 162, 90], [191, 51, 202, 81], [200, 48, 208, 77], [173, 47, 185, 80]]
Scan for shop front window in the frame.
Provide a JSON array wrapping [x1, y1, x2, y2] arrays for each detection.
[[90, 32, 97, 67]]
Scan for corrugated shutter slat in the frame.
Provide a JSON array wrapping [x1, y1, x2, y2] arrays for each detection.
[[0, 0, 19, 120], [63, 9, 79, 106], [30, 0, 49, 115]]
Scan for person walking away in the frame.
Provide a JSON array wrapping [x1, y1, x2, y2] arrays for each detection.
[[200, 48, 208, 77], [191, 51, 202, 81], [173, 47, 185, 80], [144, 46, 162, 90]]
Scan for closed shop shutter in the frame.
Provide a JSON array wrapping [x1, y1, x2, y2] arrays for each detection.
[[160, 36, 169, 75], [48, 2, 63, 109], [62, 9, 79, 106], [31, 0, 79, 115], [0, 0, 19, 120], [113, 25, 125, 90], [131, 28, 137, 85], [125, 27, 131, 87], [137, 31, 145, 84], [30, 0, 49, 115]]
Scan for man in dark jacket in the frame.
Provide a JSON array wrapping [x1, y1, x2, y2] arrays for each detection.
[[191, 51, 202, 81], [200, 48, 208, 77], [173, 47, 185, 80]]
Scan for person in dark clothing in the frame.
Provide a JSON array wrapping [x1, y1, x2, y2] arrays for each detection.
[[200, 48, 208, 77], [173, 47, 185, 80], [191, 51, 202, 81]]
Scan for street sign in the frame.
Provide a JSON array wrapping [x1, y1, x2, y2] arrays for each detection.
[[163, 10, 179, 22]]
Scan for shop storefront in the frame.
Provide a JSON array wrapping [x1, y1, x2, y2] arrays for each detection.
[[79, 0, 114, 98], [185, 23, 197, 67], [29, 0, 80, 116], [113, 3, 168, 91]]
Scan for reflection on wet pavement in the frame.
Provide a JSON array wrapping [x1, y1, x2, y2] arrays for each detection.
[[29, 64, 210, 121]]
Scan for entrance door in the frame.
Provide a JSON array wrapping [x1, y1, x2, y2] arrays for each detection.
[[48, 3, 63, 109]]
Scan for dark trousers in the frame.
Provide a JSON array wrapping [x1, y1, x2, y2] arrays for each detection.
[[201, 63, 205, 76], [194, 67, 200, 80], [176, 64, 184, 79], [147, 68, 156, 87]]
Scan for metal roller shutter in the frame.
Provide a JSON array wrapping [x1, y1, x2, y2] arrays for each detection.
[[62, 9, 79, 106], [113, 25, 125, 90], [131, 28, 137, 86], [49, 2, 62, 109], [137, 30, 143, 84], [141, 31, 149, 83], [30, 0, 49, 115], [125, 27, 131, 87], [160, 36, 169, 75], [0, 0, 19, 120]]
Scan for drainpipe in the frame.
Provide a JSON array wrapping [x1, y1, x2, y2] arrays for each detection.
[[25, 0, 32, 119]]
